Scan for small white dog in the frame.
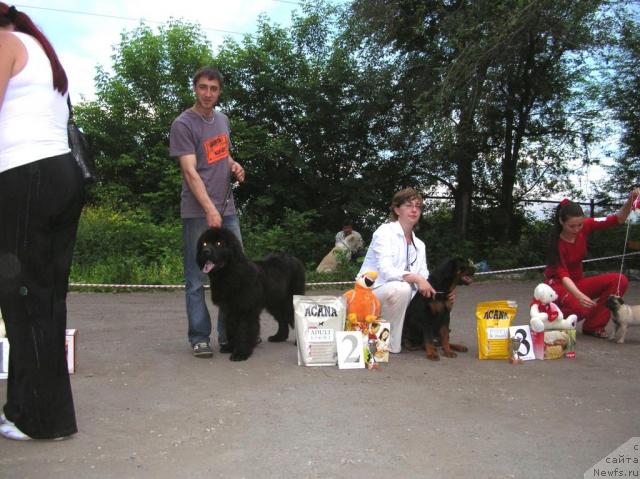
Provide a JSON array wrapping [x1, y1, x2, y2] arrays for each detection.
[[605, 295, 640, 344]]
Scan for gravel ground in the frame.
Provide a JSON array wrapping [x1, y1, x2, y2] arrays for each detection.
[[1, 279, 639, 479]]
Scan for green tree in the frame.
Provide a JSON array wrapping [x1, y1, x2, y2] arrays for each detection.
[[217, 3, 398, 237], [350, 0, 608, 242], [475, 0, 607, 242], [76, 20, 214, 220], [76, 7, 399, 242], [601, 15, 640, 195]]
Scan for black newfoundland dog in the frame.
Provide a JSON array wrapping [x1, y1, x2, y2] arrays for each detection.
[[402, 257, 475, 361], [196, 227, 306, 361]]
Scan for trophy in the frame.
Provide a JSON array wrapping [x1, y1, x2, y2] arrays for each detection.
[[509, 337, 524, 364]]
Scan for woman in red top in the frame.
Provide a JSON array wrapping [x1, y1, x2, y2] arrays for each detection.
[[544, 189, 640, 338]]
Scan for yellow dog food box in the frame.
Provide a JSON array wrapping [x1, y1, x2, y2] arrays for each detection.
[[476, 300, 518, 360]]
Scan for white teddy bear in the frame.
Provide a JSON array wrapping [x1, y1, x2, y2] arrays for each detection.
[[530, 283, 577, 333]]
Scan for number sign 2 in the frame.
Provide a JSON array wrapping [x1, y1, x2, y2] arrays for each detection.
[[336, 331, 365, 369]]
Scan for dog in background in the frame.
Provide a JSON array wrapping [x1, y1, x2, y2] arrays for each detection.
[[402, 257, 475, 360], [605, 295, 640, 344], [196, 227, 306, 361], [316, 233, 364, 273]]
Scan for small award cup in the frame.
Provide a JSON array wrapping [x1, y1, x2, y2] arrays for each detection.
[[509, 337, 524, 364]]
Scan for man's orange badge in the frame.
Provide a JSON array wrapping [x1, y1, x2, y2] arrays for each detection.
[[203, 134, 229, 164]]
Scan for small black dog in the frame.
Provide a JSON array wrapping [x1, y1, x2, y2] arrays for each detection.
[[402, 257, 475, 360], [196, 227, 305, 361]]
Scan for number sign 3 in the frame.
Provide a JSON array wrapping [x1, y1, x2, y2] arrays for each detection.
[[508, 325, 536, 361]]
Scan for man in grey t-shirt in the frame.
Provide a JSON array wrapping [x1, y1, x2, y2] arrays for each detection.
[[169, 66, 245, 358]]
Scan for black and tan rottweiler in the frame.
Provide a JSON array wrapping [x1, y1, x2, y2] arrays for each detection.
[[402, 257, 475, 360]]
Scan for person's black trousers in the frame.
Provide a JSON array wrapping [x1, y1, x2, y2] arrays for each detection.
[[0, 153, 84, 439]]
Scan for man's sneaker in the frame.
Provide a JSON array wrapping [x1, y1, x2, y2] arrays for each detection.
[[192, 342, 213, 358]]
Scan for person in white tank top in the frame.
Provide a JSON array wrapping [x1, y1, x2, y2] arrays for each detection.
[[0, 3, 84, 441]]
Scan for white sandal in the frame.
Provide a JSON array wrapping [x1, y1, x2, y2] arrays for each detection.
[[0, 420, 31, 441]]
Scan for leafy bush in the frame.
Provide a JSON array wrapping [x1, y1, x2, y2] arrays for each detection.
[[416, 204, 550, 275], [242, 208, 331, 265], [587, 220, 639, 273], [71, 205, 183, 285], [72, 203, 636, 288], [71, 205, 345, 286]]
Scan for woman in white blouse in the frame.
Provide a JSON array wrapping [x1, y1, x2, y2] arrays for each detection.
[[358, 188, 436, 353]]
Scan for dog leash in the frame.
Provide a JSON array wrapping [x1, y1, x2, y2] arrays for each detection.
[[617, 188, 640, 295], [218, 162, 236, 218], [219, 181, 232, 217], [616, 217, 633, 296], [614, 187, 640, 296]]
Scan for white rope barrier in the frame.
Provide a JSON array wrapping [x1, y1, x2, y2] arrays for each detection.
[[472, 251, 640, 276], [68, 251, 640, 291]]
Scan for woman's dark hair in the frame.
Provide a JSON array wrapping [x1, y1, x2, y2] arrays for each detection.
[[389, 188, 422, 221], [547, 199, 584, 266], [379, 328, 390, 341], [0, 3, 68, 94], [192, 66, 224, 89]]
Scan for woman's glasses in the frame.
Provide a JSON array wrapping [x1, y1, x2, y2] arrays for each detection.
[[402, 201, 423, 211]]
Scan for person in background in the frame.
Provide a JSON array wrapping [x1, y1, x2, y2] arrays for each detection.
[[544, 188, 640, 338], [357, 188, 436, 353], [335, 220, 365, 260], [0, 3, 84, 441], [170, 66, 245, 358]]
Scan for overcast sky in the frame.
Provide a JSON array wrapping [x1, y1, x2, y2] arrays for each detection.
[[14, 0, 309, 101]]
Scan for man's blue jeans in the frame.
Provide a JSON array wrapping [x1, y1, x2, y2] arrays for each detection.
[[182, 215, 242, 346]]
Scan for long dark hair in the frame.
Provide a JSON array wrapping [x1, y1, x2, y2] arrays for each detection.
[[379, 328, 390, 341], [547, 199, 584, 266], [0, 3, 68, 94]]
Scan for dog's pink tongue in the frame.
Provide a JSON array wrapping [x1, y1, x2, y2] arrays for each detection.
[[202, 261, 214, 274]]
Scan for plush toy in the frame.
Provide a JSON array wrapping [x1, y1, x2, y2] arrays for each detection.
[[343, 271, 381, 332], [530, 283, 577, 333]]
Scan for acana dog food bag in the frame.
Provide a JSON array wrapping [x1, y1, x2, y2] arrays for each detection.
[[294, 295, 345, 366], [476, 300, 518, 360]]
